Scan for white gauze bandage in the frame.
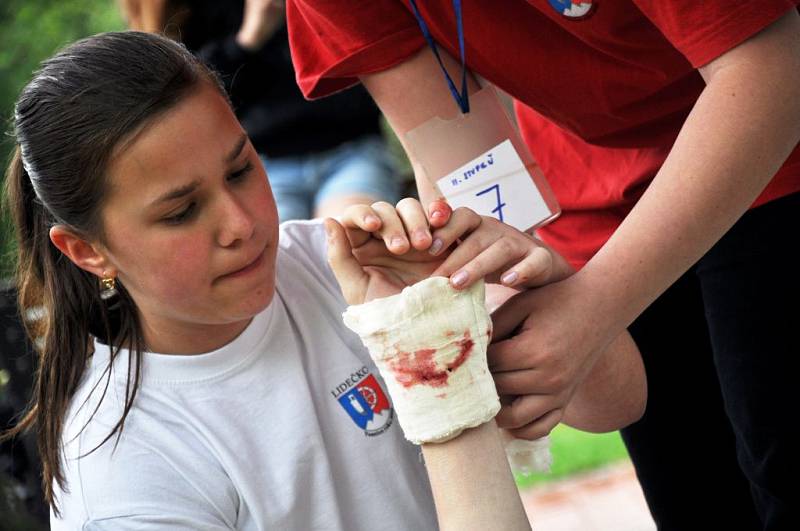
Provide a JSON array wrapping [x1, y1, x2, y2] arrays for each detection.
[[342, 277, 500, 444]]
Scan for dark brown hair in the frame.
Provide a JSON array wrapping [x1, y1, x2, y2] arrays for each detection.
[[1, 31, 223, 515]]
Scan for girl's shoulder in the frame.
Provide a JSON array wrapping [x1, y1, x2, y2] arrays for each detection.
[[54, 371, 238, 528]]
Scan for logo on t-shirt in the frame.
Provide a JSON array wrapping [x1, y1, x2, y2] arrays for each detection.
[[547, 0, 596, 19], [331, 366, 394, 436]]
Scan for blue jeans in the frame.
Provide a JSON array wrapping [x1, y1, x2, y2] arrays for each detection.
[[261, 136, 401, 222]]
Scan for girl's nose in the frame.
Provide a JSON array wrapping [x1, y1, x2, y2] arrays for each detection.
[[217, 193, 255, 247]]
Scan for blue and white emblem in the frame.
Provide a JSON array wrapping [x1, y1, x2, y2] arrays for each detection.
[[548, 0, 596, 19]]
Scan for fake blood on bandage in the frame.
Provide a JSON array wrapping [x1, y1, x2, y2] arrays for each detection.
[[390, 331, 475, 388]]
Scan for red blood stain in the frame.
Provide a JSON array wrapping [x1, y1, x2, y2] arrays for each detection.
[[389, 331, 474, 388], [449, 331, 474, 372]]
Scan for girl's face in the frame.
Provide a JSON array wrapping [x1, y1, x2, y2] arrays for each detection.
[[98, 83, 279, 354]]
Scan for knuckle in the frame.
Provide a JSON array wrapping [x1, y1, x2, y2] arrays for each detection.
[[396, 197, 419, 210], [494, 237, 518, 258], [371, 201, 393, 211], [541, 371, 564, 391]]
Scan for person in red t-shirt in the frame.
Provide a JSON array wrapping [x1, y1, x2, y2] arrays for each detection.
[[286, 1, 800, 528]]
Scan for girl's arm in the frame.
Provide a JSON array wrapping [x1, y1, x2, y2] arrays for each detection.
[[421, 421, 531, 531], [325, 205, 532, 530]]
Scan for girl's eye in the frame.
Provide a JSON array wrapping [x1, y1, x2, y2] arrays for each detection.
[[228, 161, 254, 183], [163, 202, 196, 225]]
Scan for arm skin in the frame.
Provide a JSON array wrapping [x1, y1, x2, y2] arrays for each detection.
[[577, 10, 800, 343], [421, 421, 531, 531], [362, 46, 647, 433]]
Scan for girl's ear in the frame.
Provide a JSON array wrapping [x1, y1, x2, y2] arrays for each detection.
[[49, 225, 112, 279]]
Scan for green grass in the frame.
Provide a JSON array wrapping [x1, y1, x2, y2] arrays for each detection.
[[514, 425, 630, 489]]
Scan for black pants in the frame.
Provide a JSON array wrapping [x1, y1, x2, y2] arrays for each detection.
[[621, 192, 800, 531]]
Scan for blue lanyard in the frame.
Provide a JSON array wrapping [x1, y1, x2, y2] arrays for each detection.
[[408, 0, 470, 114]]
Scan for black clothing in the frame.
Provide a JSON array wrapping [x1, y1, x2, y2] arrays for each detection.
[[623, 192, 800, 530], [179, 1, 382, 158]]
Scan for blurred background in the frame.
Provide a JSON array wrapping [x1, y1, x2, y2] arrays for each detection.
[[0, 2, 650, 530]]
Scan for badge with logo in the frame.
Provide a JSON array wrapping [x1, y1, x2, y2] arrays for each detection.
[[332, 367, 394, 436], [548, 0, 596, 19]]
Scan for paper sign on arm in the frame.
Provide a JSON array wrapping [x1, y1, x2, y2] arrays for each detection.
[[436, 139, 551, 231], [404, 86, 559, 232]]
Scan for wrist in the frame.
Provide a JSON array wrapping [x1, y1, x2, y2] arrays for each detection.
[[342, 278, 499, 444]]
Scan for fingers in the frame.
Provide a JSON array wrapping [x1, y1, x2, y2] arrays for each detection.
[[338, 204, 383, 248], [427, 199, 453, 229], [438, 233, 527, 289], [396, 198, 432, 251], [493, 368, 548, 396], [499, 246, 553, 289], [495, 394, 563, 439], [487, 336, 535, 372], [324, 218, 367, 305], [428, 206, 482, 259], [488, 291, 536, 341], [370, 201, 413, 254], [429, 211, 553, 291], [339, 198, 445, 256], [507, 408, 563, 441]]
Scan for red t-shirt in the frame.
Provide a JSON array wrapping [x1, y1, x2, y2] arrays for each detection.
[[288, 0, 800, 268]]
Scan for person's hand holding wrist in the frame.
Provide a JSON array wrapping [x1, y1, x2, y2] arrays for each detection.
[[488, 269, 620, 439]]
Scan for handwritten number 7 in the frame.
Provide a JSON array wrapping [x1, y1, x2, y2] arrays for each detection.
[[476, 184, 506, 222]]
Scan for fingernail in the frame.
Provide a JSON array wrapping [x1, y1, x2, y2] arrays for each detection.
[[365, 215, 380, 227], [451, 270, 468, 287], [391, 237, 406, 248], [429, 238, 443, 255], [501, 271, 518, 285], [431, 210, 445, 220]]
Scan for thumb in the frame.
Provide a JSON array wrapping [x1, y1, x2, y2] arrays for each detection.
[[325, 218, 368, 305]]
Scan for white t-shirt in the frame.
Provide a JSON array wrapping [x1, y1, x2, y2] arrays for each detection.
[[51, 220, 438, 531]]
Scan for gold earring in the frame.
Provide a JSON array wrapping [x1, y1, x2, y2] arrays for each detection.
[[100, 274, 118, 301]]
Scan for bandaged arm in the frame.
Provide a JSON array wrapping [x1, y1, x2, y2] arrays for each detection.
[[343, 276, 530, 531]]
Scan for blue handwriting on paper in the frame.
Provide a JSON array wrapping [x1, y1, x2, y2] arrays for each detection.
[[476, 184, 506, 222], [449, 152, 495, 188]]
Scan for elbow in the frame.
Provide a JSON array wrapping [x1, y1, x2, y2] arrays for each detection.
[[562, 367, 648, 433]]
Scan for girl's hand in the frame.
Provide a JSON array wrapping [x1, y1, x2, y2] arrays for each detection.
[[325, 199, 452, 305], [427, 208, 574, 290]]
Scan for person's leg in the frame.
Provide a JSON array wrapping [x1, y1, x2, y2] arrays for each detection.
[[697, 192, 800, 530], [622, 269, 761, 530], [260, 155, 313, 222], [313, 136, 402, 219]]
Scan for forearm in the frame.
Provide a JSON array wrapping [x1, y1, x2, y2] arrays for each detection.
[[361, 47, 482, 206], [421, 420, 531, 531], [577, 11, 800, 342]]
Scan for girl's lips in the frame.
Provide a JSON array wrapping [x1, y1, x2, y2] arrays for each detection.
[[219, 246, 267, 280]]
